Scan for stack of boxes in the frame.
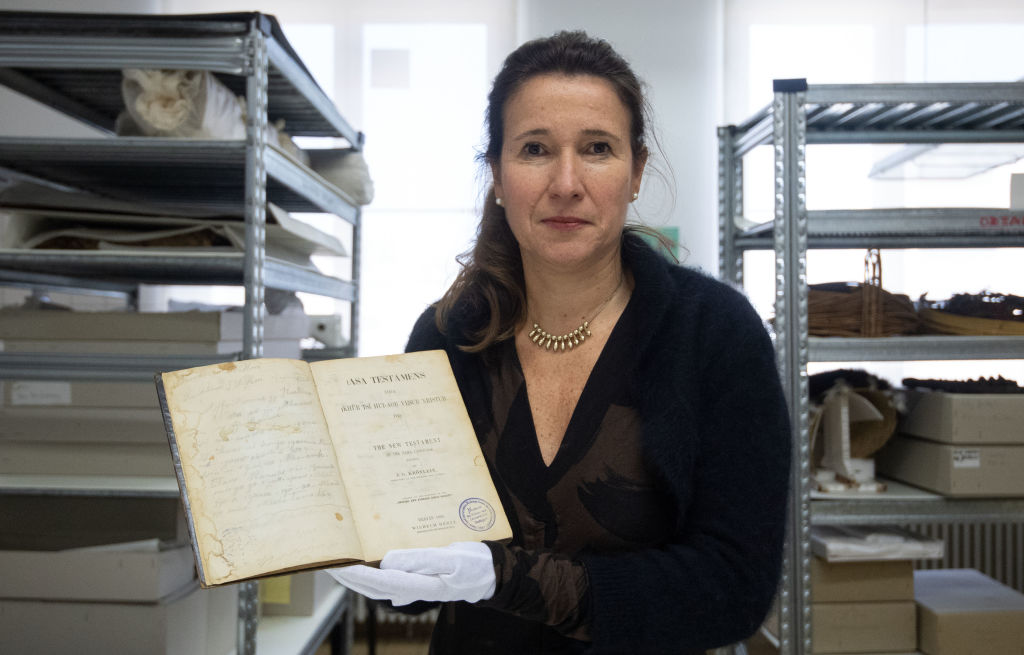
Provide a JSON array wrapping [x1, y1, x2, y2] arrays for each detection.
[[877, 389, 1024, 497], [0, 307, 310, 651], [0, 538, 237, 654], [0, 309, 309, 477], [808, 526, 934, 655], [811, 557, 918, 654]]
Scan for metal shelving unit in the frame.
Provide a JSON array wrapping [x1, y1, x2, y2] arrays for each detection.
[[0, 10, 361, 655], [718, 80, 1024, 655]]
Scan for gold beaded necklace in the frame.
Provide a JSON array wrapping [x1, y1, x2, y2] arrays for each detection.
[[527, 273, 624, 353]]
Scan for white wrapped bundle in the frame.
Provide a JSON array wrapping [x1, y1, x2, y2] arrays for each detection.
[[117, 69, 310, 166], [119, 69, 246, 139]]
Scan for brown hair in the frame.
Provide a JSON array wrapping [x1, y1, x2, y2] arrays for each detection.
[[435, 31, 655, 352]]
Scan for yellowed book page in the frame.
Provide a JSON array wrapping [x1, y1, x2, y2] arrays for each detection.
[[311, 350, 512, 561], [162, 358, 362, 585]]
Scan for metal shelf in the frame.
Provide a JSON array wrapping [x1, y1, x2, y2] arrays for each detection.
[[0, 13, 359, 654], [257, 586, 351, 655], [0, 352, 239, 381], [719, 79, 1024, 655], [813, 497, 1024, 525], [0, 474, 180, 497], [0, 11, 361, 143], [809, 335, 1024, 361], [0, 251, 356, 299], [731, 82, 1024, 155], [735, 208, 1024, 250], [0, 138, 358, 221]]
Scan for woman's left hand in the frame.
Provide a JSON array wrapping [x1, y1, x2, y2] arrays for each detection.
[[327, 541, 496, 606]]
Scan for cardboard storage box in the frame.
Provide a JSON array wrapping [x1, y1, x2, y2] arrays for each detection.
[[0, 539, 194, 602], [0, 583, 236, 655], [915, 569, 1024, 655], [812, 601, 917, 653], [261, 569, 337, 616], [900, 391, 1024, 445], [875, 435, 1024, 497], [812, 557, 915, 603]]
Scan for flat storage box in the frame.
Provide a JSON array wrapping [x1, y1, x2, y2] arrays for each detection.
[[0, 539, 194, 602], [875, 434, 1024, 497], [915, 569, 1024, 655], [812, 557, 915, 603], [0, 405, 173, 476], [0, 583, 237, 655], [900, 390, 1024, 445], [260, 569, 337, 616], [812, 601, 917, 653]]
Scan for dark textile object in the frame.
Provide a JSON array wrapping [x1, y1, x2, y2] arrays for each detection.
[[808, 368, 892, 401], [404, 234, 791, 654], [903, 376, 1024, 394], [921, 291, 1024, 322]]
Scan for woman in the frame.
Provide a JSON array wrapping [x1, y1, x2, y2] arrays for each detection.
[[332, 31, 791, 654]]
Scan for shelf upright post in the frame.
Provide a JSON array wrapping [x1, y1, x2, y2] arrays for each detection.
[[350, 207, 362, 354], [238, 22, 269, 655], [242, 26, 269, 362], [349, 129, 366, 355], [771, 78, 811, 655], [717, 126, 744, 285]]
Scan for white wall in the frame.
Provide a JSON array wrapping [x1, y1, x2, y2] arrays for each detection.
[[517, 0, 724, 272]]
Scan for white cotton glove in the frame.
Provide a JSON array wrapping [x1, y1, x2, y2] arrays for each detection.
[[326, 541, 496, 606]]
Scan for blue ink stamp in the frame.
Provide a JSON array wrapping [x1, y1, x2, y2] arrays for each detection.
[[459, 497, 495, 532]]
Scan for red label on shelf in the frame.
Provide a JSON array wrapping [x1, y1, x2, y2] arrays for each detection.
[[979, 215, 1024, 227]]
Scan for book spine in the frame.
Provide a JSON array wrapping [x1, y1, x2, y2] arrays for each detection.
[[154, 373, 209, 588]]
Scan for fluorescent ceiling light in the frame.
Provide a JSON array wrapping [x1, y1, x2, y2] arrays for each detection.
[[869, 143, 1024, 179]]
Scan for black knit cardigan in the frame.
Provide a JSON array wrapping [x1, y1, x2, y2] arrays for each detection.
[[405, 233, 792, 653]]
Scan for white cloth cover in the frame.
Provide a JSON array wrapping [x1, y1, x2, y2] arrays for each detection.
[[307, 148, 375, 206], [327, 541, 496, 606], [120, 69, 246, 139]]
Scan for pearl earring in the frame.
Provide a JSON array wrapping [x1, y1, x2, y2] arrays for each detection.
[[631, 192, 639, 202], [495, 197, 504, 207]]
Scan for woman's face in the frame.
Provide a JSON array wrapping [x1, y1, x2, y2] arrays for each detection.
[[493, 73, 646, 274]]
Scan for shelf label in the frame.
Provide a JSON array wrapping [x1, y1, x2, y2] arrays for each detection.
[[11, 381, 72, 406], [952, 448, 982, 469]]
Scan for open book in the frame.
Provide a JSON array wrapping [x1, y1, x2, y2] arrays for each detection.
[[156, 350, 512, 588]]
